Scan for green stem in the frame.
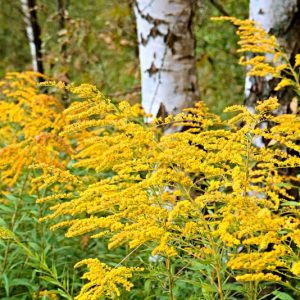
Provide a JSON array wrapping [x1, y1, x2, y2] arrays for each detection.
[[166, 257, 175, 300], [215, 261, 224, 300], [250, 281, 258, 300]]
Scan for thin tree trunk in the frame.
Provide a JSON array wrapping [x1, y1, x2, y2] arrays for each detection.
[[57, 0, 67, 30], [134, 0, 199, 121], [245, 0, 300, 114], [56, 0, 70, 83], [20, 0, 44, 76]]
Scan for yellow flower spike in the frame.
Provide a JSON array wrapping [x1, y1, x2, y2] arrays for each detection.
[[216, 17, 300, 97], [74, 259, 143, 299], [35, 290, 58, 300], [291, 261, 300, 277], [295, 54, 300, 67], [236, 273, 281, 282], [152, 233, 177, 257], [255, 97, 280, 112], [274, 78, 293, 91]]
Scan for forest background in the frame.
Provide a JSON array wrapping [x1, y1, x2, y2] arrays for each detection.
[[0, 0, 248, 115]]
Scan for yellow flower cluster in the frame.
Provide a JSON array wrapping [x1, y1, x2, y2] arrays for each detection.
[[0, 72, 72, 188], [295, 54, 300, 68], [228, 245, 287, 273], [213, 17, 300, 94], [34, 290, 58, 300], [213, 17, 281, 76], [291, 261, 300, 277], [0, 69, 299, 297], [0, 226, 15, 240], [235, 273, 281, 283], [33, 79, 300, 295], [74, 259, 143, 299]]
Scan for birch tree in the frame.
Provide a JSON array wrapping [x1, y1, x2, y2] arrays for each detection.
[[20, 0, 44, 75], [134, 0, 199, 120], [245, 0, 300, 113], [56, 0, 70, 82]]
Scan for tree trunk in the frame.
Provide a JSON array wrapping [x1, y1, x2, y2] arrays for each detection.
[[134, 0, 198, 120], [57, 0, 68, 31], [56, 0, 70, 83], [246, 0, 300, 198], [20, 0, 44, 75], [245, 0, 300, 114]]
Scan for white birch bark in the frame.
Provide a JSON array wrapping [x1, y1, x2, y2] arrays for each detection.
[[20, 0, 43, 74], [134, 0, 198, 120], [21, 0, 38, 72]]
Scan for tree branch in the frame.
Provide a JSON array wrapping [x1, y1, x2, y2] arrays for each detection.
[[209, 0, 230, 16]]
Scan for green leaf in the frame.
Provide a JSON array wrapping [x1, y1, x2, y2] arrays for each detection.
[[144, 280, 152, 295], [56, 288, 73, 300], [272, 291, 294, 300], [281, 201, 300, 207], [201, 282, 217, 293], [222, 283, 243, 292], [2, 273, 10, 297], [39, 275, 61, 287], [0, 204, 14, 213], [4, 194, 18, 201], [9, 278, 33, 289]]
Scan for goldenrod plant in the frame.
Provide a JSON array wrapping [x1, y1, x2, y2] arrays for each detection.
[[0, 72, 71, 186], [0, 72, 118, 299], [213, 17, 300, 95], [0, 19, 300, 300]]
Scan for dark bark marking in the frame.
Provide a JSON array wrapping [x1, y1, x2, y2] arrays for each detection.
[[178, 55, 194, 61], [149, 26, 163, 38], [27, 0, 44, 77], [146, 61, 158, 76], [134, 1, 167, 25], [157, 102, 168, 120], [139, 24, 164, 46], [164, 29, 179, 55]]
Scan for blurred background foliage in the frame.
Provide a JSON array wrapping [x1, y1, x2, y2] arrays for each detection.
[[0, 0, 248, 115]]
